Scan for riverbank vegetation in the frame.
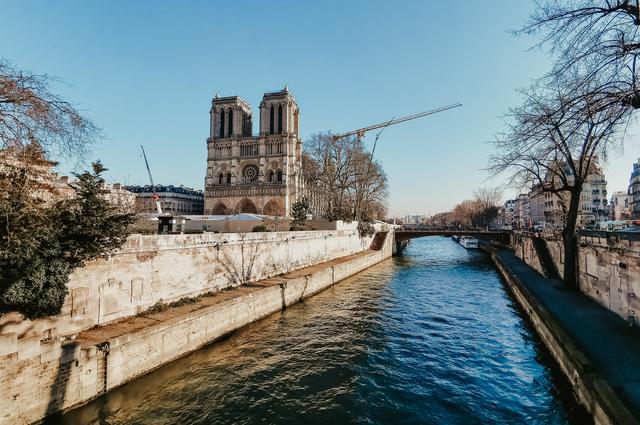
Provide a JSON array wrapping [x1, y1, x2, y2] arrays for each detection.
[[424, 187, 502, 229], [303, 133, 388, 222], [0, 61, 134, 319]]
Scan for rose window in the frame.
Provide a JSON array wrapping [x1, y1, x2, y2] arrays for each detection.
[[242, 164, 259, 182]]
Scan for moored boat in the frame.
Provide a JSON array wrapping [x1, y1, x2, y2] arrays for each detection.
[[459, 236, 479, 249]]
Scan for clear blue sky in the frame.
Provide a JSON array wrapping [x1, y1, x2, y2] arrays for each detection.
[[2, 0, 638, 215]]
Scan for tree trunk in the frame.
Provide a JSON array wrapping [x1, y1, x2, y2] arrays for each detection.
[[562, 188, 582, 290]]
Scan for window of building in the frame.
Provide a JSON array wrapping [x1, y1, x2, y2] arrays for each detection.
[[219, 109, 225, 138], [269, 105, 275, 134], [228, 109, 233, 137], [278, 104, 283, 134], [277, 170, 283, 182], [218, 173, 223, 185], [226, 173, 231, 184], [268, 170, 274, 182], [242, 164, 259, 183]]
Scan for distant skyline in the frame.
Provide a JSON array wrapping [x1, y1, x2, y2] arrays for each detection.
[[2, 1, 639, 216]]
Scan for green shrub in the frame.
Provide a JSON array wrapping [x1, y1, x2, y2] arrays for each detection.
[[357, 221, 376, 238], [0, 155, 135, 320]]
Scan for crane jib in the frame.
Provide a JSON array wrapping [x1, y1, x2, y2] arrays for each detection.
[[331, 102, 462, 141]]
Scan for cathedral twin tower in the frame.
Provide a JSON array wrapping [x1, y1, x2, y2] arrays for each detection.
[[204, 87, 302, 217]]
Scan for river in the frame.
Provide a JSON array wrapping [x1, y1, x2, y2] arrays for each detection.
[[48, 236, 589, 425]]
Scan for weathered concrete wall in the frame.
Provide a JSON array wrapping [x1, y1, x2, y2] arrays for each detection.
[[513, 231, 640, 323], [0, 230, 391, 425]]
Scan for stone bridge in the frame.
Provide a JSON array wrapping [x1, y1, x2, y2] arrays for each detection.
[[393, 228, 512, 250]]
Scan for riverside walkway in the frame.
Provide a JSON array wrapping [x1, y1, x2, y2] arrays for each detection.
[[496, 248, 640, 422]]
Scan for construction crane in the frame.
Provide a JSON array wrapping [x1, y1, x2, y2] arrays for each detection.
[[331, 103, 462, 142], [331, 102, 462, 220], [140, 145, 163, 214]]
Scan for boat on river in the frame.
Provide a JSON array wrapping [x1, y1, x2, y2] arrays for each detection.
[[459, 236, 479, 249]]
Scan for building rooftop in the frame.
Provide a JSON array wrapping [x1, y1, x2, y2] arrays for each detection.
[[124, 185, 204, 196]]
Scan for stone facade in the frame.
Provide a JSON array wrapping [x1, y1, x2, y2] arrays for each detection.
[[124, 184, 204, 214], [509, 160, 609, 229], [628, 159, 640, 219], [610, 190, 632, 220], [514, 193, 530, 228], [204, 88, 302, 217], [513, 231, 640, 323], [579, 171, 608, 224]]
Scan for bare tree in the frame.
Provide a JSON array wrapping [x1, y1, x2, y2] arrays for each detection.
[[473, 187, 503, 228], [303, 133, 388, 221], [489, 83, 628, 289], [0, 59, 100, 160], [521, 1, 640, 109]]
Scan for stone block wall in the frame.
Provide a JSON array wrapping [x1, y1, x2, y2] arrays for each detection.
[[0, 231, 374, 370], [0, 231, 391, 425], [512, 233, 545, 276], [513, 231, 640, 323], [578, 232, 640, 323]]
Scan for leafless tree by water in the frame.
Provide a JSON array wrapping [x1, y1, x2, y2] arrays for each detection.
[[303, 133, 388, 222], [489, 82, 629, 289], [520, 0, 640, 112], [473, 187, 503, 228], [0, 59, 101, 161]]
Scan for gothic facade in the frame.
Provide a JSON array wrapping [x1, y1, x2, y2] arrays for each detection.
[[204, 87, 302, 216]]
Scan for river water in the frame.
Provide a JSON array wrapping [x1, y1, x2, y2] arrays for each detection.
[[49, 237, 589, 425]]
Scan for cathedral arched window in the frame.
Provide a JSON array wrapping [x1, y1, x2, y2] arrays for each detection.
[[269, 105, 275, 135], [277, 104, 283, 134], [228, 109, 233, 137], [277, 170, 283, 182], [219, 109, 225, 138], [218, 173, 223, 185], [268, 170, 274, 182], [226, 173, 231, 185], [243, 113, 250, 136]]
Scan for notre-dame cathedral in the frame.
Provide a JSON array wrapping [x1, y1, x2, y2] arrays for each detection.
[[204, 87, 302, 216]]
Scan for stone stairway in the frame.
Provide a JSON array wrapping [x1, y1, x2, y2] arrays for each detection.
[[369, 232, 388, 251]]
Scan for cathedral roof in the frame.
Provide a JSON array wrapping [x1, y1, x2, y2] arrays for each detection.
[[262, 86, 296, 102], [212, 95, 251, 110]]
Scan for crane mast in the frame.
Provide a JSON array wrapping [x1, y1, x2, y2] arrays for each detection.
[[140, 145, 162, 214]]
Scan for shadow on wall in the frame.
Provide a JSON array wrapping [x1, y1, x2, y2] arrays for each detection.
[[218, 235, 263, 286], [45, 342, 79, 421]]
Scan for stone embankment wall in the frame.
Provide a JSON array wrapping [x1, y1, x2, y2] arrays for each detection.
[[512, 234, 545, 276], [0, 229, 390, 425], [0, 230, 373, 350], [513, 231, 640, 323], [486, 245, 638, 425]]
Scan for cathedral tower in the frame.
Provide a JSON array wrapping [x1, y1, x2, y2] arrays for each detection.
[[204, 87, 302, 217]]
